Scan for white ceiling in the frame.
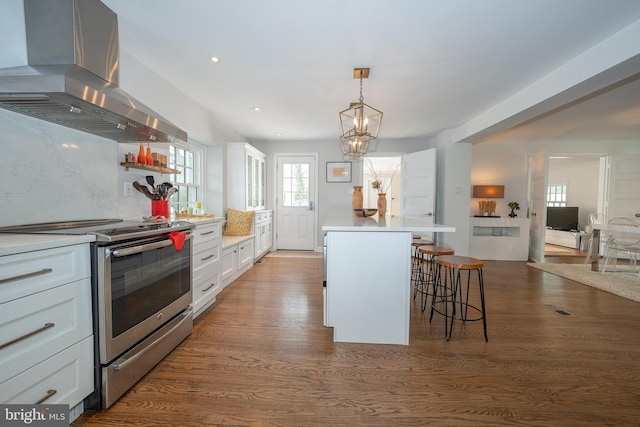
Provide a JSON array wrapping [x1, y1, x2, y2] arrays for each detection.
[[100, 0, 640, 144]]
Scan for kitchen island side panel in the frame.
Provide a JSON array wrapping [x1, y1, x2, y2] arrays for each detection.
[[326, 231, 411, 345]]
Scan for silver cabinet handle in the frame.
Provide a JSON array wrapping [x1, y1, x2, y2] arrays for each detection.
[[201, 254, 215, 261], [35, 389, 57, 404], [0, 268, 53, 286], [200, 230, 215, 236], [202, 283, 216, 292], [0, 322, 55, 350]]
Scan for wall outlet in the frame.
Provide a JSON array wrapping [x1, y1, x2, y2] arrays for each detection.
[[124, 182, 133, 197]]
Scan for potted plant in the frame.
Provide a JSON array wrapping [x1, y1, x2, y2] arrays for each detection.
[[508, 201, 520, 218]]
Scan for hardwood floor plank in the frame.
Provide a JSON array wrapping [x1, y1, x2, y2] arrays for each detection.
[[73, 257, 640, 426]]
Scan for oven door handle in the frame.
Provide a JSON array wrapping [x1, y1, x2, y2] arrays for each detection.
[[110, 236, 191, 257]]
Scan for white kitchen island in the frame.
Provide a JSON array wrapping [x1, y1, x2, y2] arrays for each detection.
[[322, 214, 455, 345]]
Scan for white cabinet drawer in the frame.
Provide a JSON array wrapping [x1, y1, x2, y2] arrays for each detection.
[[0, 279, 92, 384], [0, 336, 93, 405], [193, 240, 221, 271], [193, 252, 221, 287], [0, 244, 90, 304], [193, 271, 221, 316], [192, 222, 221, 245]]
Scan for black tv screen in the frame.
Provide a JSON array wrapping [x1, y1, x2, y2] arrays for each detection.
[[546, 207, 579, 231]]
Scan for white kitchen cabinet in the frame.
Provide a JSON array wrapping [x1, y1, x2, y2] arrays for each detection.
[[226, 142, 266, 211], [221, 236, 255, 288], [468, 217, 530, 260], [238, 238, 254, 269], [254, 210, 273, 260], [0, 240, 93, 420], [191, 220, 223, 318]]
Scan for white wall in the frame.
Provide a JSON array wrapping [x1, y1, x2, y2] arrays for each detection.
[[0, 2, 241, 225], [470, 141, 529, 218], [471, 138, 640, 236], [252, 138, 431, 250], [431, 131, 472, 254], [548, 159, 599, 228]]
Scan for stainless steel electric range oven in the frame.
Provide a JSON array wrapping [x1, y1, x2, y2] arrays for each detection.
[[0, 219, 195, 409]]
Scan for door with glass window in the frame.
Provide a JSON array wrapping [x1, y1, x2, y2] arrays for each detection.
[[276, 155, 316, 250]]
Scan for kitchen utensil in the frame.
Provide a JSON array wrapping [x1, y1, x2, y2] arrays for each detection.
[[145, 175, 155, 191], [166, 187, 178, 199], [156, 183, 168, 200], [132, 181, 157, 200]]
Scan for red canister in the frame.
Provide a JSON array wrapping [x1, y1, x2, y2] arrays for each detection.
[[151, 200, 169, 219]]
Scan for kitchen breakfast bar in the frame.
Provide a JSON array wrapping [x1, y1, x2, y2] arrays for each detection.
[[322, 214, 455, 345]]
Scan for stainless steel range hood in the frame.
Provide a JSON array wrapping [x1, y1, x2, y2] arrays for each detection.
[[0, 0, 187, 143]]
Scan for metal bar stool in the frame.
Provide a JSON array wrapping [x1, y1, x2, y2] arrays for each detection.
[[415, 246, 454, 312], [411, 239, 433, 298], [431, 255, 487, 342]]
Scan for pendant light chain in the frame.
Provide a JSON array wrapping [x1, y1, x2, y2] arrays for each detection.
[[359, 70, 364, 104]]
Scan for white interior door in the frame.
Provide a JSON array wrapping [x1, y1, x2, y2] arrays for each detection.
[[400, 148, 436, 241], [527, 150, 548, 262], [401, 148, 436, 217], [276, 155, 316, 250], [603, 154, 640, 220]]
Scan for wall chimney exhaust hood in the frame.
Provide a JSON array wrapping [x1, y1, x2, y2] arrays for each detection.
[[0, 0, 187, 143]]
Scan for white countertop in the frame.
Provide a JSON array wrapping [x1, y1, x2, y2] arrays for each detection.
[[184, 217, 224, 225], [322, 214, 455, 233], [0, 233, 95, 257]]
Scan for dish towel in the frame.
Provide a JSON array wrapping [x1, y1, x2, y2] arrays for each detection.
[[170, 231, 187, 251]]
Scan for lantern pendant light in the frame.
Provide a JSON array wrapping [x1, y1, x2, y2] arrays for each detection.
[[339, 68, 383, 157]]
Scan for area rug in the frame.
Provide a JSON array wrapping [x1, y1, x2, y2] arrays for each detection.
[[527, 263, 640, 303], [544, 245, 573, 254]]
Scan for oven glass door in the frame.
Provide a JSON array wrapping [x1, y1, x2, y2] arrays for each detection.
[[98, 235, 192, 363]]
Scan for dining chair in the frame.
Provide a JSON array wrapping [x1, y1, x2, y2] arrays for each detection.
[[599, 217, 640, 273], [583, 213, 607, 264]]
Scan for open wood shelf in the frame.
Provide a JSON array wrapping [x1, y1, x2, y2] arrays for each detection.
[[120, 162, 181, 175]]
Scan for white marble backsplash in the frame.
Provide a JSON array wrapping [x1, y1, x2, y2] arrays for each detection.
[[0, 109, 156, 227]]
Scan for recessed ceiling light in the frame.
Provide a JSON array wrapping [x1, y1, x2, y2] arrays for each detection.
[[210, 56, 219, 63], [275, 132, 282, 136], [253, 106, 261, 112]]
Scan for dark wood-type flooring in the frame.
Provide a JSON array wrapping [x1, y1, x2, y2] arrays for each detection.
[[73, 251, 640, 426]]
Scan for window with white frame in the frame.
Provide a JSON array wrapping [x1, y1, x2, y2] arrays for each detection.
[[546, 184, 567, 207], [281, 162, 310, 207], [169, 144, 202, 214]]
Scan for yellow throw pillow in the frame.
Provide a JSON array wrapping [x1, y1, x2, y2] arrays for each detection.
[[223, 209, 254, 236]]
